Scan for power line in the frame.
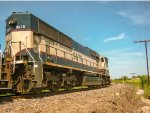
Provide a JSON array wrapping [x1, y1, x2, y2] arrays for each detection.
[[133, 40, 150, 85]]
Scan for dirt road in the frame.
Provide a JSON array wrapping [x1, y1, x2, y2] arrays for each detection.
[[0, 84, 150, 113]]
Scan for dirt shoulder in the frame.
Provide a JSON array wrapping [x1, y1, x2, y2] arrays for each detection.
[[0, 84, 150, 113]]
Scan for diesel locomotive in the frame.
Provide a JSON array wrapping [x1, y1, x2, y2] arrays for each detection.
[[0, 12, 110, 94]]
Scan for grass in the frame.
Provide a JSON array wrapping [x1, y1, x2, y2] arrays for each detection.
[[126, 78, 141, 87], [0, 93, 14, 96], [113, 78, 140, 87], [143, 85, 150, 99], [112, 78, 150, 99]]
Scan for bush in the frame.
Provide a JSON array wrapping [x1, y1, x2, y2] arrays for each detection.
[[140, 76, 147, 88], [144, 85, 150, 99]]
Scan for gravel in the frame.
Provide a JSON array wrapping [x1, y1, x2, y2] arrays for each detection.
[[0, 83, 150, 113]]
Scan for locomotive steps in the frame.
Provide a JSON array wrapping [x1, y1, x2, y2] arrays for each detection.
[[0, 83, 150, 113]]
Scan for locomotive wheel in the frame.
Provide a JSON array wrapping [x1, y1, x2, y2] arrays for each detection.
[[33, 88, 42, 94], [12, 77, 23, 94], [64, 84, 72, 90], [48, 81, 62, 92], [87, 86, 94, 89], [23, 79, 32, 93], [64, 81, 75, 90]]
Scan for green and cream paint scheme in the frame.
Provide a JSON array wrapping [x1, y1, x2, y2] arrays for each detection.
[[1, 12, 110, 93]]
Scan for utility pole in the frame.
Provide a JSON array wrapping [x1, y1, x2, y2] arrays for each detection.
[[130, 73, 136, 76], [130, 73, 136, 83], [133, 40, 150, 85]]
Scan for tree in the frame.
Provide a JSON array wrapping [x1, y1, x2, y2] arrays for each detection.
[[140, 75, 147, 88], [122, 76, 128, 83]]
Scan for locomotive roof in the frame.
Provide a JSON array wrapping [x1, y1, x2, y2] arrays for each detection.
[[7, 12, 104, 58], [8, 11, 72, 40]]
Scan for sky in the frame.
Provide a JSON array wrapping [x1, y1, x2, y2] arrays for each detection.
[[0, 1, 150, 79]]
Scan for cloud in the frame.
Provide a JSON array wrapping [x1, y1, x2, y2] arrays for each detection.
[[103, 33, 125, 43], [117, 10, 150, 25]]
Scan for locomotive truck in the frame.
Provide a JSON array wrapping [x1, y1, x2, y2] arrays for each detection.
[[0, 12, 110, 94]]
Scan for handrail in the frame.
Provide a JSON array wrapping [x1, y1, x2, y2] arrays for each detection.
[[38, 44, 43, 62], [21, 42, 36, 75], [10, 41, 36, 73], [9, 41, 16, 74], [9, 41, 36, 75], [38, 44, 43, 80], [4, 41, 9, 54]]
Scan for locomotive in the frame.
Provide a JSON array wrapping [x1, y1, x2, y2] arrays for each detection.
[[0, 12, 110, 94]]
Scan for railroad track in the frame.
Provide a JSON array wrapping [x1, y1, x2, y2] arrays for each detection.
[[0, 86, 108, 103]]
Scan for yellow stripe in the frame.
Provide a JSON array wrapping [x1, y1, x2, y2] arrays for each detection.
[[6, 58, 12, 61]]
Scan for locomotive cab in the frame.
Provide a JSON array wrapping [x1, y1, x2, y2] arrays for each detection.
[[100, 57, 110, 85]]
